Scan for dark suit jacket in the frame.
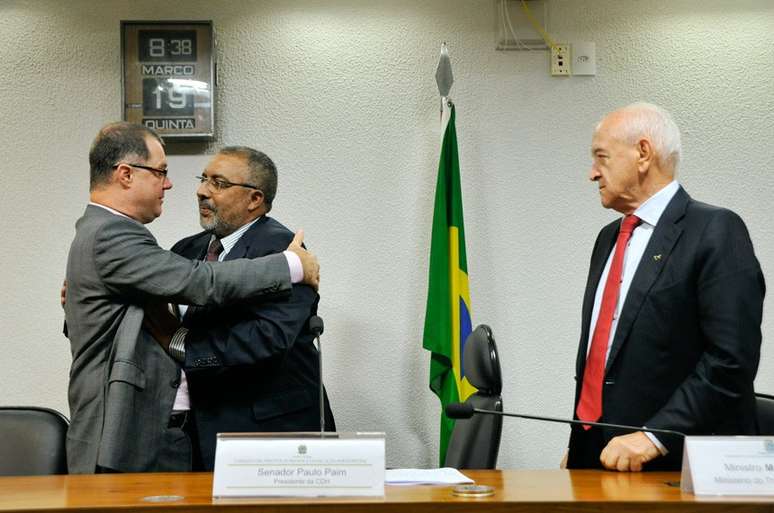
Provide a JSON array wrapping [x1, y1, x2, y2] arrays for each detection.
[[171, 216, 335, 470], [568, 187, 765, 470]]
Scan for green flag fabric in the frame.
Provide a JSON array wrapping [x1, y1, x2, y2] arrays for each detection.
[[423, 102, 476, 465]]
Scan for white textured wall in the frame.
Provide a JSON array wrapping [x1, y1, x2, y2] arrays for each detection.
[[1, 0, 772, 469]]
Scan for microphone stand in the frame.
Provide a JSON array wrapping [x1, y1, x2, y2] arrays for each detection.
[[316, 330, 324, 437], [472, 407, 685, 438], [309, 315, 325, 438]]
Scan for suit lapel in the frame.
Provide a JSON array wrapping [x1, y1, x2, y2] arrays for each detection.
[[223, 234, 249, 261], [223, 216, 268, 261], [604, 188, 689, 373], [177, 235, 210, 321], [578, 226, 618, 378], [182, 235, 210, 261]]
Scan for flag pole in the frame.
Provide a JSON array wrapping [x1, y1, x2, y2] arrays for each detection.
[[425, 42, 475, 465], [435, 42, 454, 122]]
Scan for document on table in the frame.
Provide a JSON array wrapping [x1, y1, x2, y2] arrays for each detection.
[[385, 468, 474, 485]]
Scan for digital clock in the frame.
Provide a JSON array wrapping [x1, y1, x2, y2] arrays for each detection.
[[138, 30, 198, 62], [122, 21, 215, 140]]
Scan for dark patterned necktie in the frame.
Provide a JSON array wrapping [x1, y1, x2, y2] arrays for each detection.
[[206, 238, 223, 262]]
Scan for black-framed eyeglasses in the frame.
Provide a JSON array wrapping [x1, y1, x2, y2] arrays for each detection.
[[114, 163, 169, 178], [196, 174, 261, 192]]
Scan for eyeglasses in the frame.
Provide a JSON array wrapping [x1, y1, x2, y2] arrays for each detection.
[[196, 175, 261, 192], [114, 163, 169, 178]]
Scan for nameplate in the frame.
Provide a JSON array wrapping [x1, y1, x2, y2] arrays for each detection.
[[212, 432, 385, 498], [680, 436, 774, 495]]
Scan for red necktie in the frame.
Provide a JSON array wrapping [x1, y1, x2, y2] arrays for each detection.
[[576, 215, 641, 428]]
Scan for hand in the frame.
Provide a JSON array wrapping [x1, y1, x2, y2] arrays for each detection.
[[600, 431, 661, 472], [60, 279, 67, 308], [142, 300, 180, 352], [286, 229, 320, 290]]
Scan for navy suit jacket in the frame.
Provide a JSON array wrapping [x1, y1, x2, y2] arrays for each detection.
[[568, 187, 765, 470], [171, 216, 335, 470]]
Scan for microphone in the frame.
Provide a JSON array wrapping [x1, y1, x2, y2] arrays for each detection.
[[309, 315, 324, 337], [444, 402, 685, 438], [309, 315, 325, 436]]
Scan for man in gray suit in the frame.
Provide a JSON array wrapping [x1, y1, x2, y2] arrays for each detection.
[[64, 122, 319, 473]]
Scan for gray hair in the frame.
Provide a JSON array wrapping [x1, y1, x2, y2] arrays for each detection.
[[600, 102, 682, 172], [218, 146, 277, 212]]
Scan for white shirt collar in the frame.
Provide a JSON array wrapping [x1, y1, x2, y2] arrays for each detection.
[[211, 216, 262, 258], [88, 201, 131, 219], [632, 181, 680, 227]]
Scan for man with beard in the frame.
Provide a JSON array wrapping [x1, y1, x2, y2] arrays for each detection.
[[150, 146, 335, 470]]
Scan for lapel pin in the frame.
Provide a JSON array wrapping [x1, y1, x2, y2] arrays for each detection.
[[653, 254, 662, 262]]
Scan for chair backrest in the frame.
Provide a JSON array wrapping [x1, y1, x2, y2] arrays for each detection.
[[755, 393, 774, 435], [444, 325, 503, 469], [0, 407, 69, 475]]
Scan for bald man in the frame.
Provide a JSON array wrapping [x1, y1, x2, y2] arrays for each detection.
[[568, 103, 764, 472]]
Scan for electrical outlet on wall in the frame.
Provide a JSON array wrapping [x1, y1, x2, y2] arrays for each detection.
[[551, 44, 571, 76], [572, 41, 596, 75]]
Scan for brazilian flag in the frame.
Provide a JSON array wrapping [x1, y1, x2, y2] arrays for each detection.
[[423, 102, 476, 465]]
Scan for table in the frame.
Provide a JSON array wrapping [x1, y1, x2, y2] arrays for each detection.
[[0, 470, 773, 512]]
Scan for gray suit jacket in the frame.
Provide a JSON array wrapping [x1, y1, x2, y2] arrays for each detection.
[[64, 205, 291, 473]]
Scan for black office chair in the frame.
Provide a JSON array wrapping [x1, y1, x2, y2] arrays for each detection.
[[0, 407, 69, 475], [444, 324, 503, 469], [755, 393, 774, 435]]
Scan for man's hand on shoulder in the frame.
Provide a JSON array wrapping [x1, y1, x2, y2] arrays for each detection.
[[286, 229, 320, 290], [600, 431, 661, 472]]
